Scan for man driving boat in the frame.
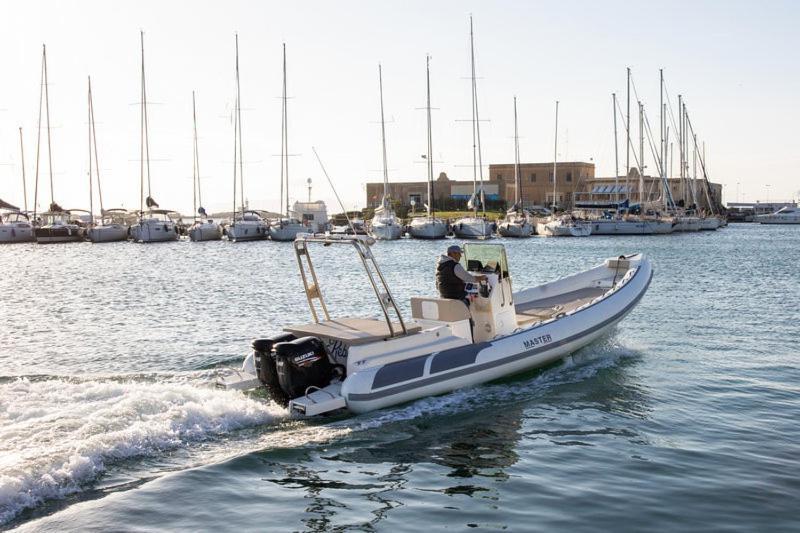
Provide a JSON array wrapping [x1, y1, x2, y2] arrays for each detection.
[[436, 244, 487, 303]]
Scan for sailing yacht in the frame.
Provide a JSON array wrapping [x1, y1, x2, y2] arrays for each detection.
[[84, 77, 128, 243], [30, 45, 85, 244], [367, 64, 403, 241], [453, 17, 494, 240], [498, 97, 533, 238], [0, 130, 35, 243], [130, 32, 179, 243], [187, 92, 222, 242], [408, 55, 447, 240], [270, 44, 310, 242], [225, 34, 268, 242], [535, 101, 591, 238]]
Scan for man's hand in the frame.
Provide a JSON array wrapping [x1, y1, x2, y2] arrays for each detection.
[[475, 274, 488, 282]]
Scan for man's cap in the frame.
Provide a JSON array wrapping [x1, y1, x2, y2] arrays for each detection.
[[447, 244, 463, 254]]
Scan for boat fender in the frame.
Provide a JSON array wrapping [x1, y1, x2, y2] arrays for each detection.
[[274, 336, 335, 401], [252, 333, 296, 406]]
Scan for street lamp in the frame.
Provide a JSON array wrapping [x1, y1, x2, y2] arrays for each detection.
[[410, 199, 416, 215]]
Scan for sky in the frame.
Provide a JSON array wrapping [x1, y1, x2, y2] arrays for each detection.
[[1, 0, 798, 215]]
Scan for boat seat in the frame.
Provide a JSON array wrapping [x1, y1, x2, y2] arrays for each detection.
[[284, 317, 421, 346], [515, 287, 607, 314], [410, 297, 471, 322]]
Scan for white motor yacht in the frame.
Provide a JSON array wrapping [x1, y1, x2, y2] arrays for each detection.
[[756, 206, 800, 224], [221, 235, 652, 417]]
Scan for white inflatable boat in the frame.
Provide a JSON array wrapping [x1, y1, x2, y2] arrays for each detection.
[[223, 234, 652, 417]]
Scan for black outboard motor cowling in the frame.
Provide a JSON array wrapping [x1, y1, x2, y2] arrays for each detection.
[[274, 336, 334, 400], [252, 333, 296, 406]]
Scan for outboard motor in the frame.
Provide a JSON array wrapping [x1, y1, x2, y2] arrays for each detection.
[[274, 336, 335, 400], [252, 333, 296, 406]]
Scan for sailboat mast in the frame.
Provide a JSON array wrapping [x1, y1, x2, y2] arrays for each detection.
[[139, 33, 144, 216], [425, 55, 434, 219], [612, 93, 619, 211], [378, 64, 389, 207], [43, 45, 54, 207], [552, 100, 559, 212], [33, 48, 44, 219], [89, 78, 103, 216], [88, 77, 94, 221], [282, 43, 290, 217], [192, 91, 198, 223], [470, 17, 486, 217], [236, 35, 244, 214], [141, 32, 153, 206], [18, 128, 27, 213], [638, 101, 644, 205], [625, 67, 630, 202], [231, 37, 238, 222], [513, 96, 520, 208], [469, 18, 477, 215]]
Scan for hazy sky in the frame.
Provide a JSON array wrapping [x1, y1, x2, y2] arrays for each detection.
[[1, 0, 798, 215]]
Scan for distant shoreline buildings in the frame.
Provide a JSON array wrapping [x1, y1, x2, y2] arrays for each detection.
[[365, 161, 723, 212]]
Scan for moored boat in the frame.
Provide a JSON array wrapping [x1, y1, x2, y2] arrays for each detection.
[[0, 211, 35, 243], [498, 97, 533, 238], [755, 206, 800, 224]]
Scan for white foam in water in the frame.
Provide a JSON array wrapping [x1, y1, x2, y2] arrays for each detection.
[[0, 375, 284, 525]]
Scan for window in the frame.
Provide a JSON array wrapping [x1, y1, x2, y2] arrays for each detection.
[[566, 172, 572, 182], [529, 173, 536, 182], [409, 194, 422, 205], [549, 172, 555, 183], [496, 174, 503, 181]]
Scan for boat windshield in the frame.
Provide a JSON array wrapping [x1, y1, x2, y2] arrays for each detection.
[[462, 243, 510, 278]]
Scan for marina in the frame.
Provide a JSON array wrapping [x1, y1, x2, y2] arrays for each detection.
[[1, 2, 799, 531]]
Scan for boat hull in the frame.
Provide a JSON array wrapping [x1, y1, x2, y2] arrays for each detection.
[[673, 216, 701, 232], [226, 222, 268, 242], [0, 223, 36, 243], [340, 255, 652, 414], [699, 217, 720, 230], [589, 219, 673, 235], [269, 223, 310, 242], [452, 218, 494, 239], [407, 219, 448, 239], [35, 225, 86, 243], [189, 222, 223, 242], [369, 221, 403, 240], [131, 221, 180, 242], [87, 224, 129, 243], [498, 221, 533, 238], [536, 221, 592, 237]]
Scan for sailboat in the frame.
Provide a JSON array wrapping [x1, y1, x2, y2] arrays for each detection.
[[367, 64, 403, 241], [130, 32, 179, 243], [225, 34, 268, 242], [188, 92, 223, 242], [32, 44, 86, 244], [408, 55, 447, 240], [85, 77, 128, 243], [269, 44, 310, 242], [0, 129, 36, 243], [453, 16, 494, 240], [535, 101, 591, 237], [498, 97, 533, 238]]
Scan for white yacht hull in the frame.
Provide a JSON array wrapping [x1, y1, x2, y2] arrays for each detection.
[[756, 214, 800, 224], [673, 216, 701, 232], [452, 218, 494, 239], [131, 221, 180, 242], [226, 222, 268, 242], [498, 220, 533, 238], [87, 224, 129, 243], [699, 217, 720, 231], [189, 222, 223, 242], [0, 222, 35, 243], [536, 220, 592, 237], [588, 219, 673, 235], [269, 223, 310, 242], [407, 218, 448, 239], [332, 255, 652, 414], [369, 221, 403, 240]]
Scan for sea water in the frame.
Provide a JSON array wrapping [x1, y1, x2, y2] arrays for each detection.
[[1, 224, 798, 531]]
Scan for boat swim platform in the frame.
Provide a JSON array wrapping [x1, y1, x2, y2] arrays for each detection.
[[284, 317, 421, 346]]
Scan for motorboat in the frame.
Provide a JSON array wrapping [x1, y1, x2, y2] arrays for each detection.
[[756, 206, 800, 224], [0, 211, 35, 243], [131, 209, 180, 242], [408, 56, 448, 241], [226, 210, 269, 242], [269, 216, 310, 241], [536, 215, 592, 237], [221, 235, 651, 417]]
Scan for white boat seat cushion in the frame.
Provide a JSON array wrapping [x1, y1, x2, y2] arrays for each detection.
[[410, 297, 471, 322], [284, 317, 421, 346]]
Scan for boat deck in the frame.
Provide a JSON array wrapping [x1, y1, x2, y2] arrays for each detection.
[[284, 317, 421, 346], [515, 287, 607, 326]]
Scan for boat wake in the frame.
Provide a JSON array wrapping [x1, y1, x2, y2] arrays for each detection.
[[0, 372, 284, 525]]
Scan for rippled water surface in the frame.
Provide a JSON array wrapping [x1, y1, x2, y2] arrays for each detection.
[[1, 225, 798, 531]]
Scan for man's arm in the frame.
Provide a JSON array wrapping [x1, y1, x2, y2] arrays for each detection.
[[453, 262, 485, 283]]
